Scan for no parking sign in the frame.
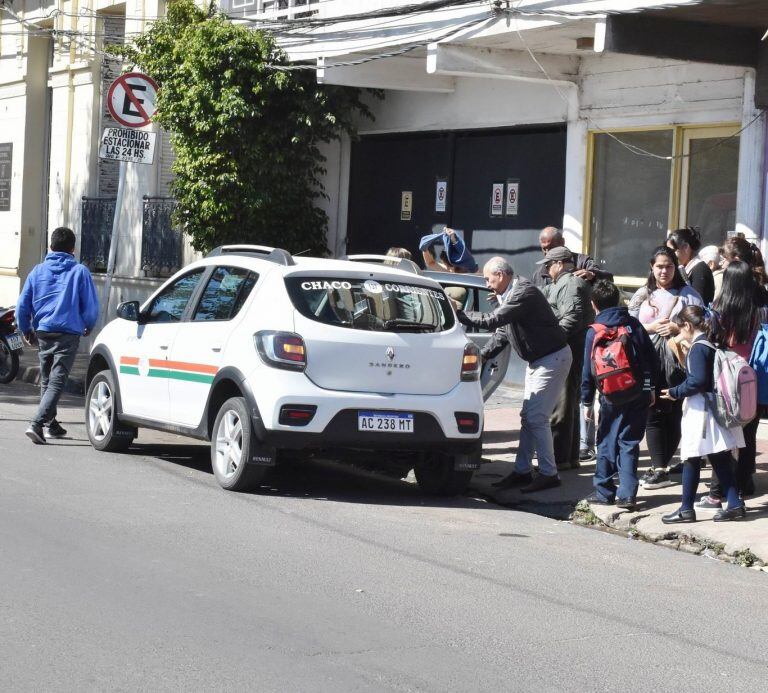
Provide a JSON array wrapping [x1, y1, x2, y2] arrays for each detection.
[[106, 72, 158, 128]]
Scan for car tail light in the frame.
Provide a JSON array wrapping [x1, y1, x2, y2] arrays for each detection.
[[454, 412, 480, 434], [255, 331, 307, 371], [460, 343, 481, 381], [279, 405, 317, 426]]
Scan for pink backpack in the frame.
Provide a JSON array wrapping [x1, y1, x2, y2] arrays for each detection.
[[700, 340, 758, 427]]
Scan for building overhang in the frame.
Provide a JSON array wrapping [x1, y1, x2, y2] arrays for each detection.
[[602, 0, 768, 107], [220, 1, 705, 93]]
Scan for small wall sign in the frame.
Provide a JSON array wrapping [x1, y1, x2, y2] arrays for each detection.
[[435, 180, 447, 213], [505, 180, 519, 216], [490, 182, 504, 217], [401, 191, 413, 221]]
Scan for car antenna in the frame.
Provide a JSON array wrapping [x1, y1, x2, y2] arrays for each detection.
[[293, 249, 311, 256]]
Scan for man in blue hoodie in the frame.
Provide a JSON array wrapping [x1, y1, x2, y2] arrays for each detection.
[[581, 280, 655, 508], [17, 227, 99, 444]]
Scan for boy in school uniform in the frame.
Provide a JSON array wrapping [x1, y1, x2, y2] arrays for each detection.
[[581, 280, 656, 508]]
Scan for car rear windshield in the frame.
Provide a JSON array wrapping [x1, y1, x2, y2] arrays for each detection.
[[285, 277, 455, 332]]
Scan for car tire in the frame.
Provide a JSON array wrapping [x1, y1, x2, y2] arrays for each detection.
[[85, 370, 136, 452], [414, 452, 473, 496], [211, 396, 271, 492], [0, 338, 19, 383]]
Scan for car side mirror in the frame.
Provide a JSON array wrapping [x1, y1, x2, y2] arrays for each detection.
[[116, 301, 140, 322]]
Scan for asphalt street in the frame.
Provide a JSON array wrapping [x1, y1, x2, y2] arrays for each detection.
[[1, 378, 767, 692]]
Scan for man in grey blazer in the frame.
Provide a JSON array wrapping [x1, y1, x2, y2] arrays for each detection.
[[454, 257, 571, 493]]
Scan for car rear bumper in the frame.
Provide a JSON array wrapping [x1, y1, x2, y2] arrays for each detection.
[[263, 409, 481, 454], [247, 369, 483, 453]]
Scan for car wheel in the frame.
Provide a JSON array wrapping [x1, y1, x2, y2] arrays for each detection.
[[85, 370, 137, 452], [414, 451, 473, 496], [211, 396, 271, 492], [0, 338, 19, 383]]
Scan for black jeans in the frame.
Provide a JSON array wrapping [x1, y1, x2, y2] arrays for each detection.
[[709, 416, 758, 498], [32, 332, 80, 427], [645, 401, 683, 470], [550, 338, 584, 466]]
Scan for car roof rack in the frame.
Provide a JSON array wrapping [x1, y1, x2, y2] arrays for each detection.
[[343, 254, 420, 274], [206, 245, 295, 266]]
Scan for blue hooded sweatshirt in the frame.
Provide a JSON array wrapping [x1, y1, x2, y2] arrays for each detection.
[[419, 231, 478, 272], [16, 252, 99, 336]]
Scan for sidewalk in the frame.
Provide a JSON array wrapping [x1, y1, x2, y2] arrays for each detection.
[[15, 347, 88, 395], [476, 385, 768, 569]]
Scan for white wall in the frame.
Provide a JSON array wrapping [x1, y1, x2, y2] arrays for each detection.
[[359, 76, 568, 134], [579, 54, 746, 126]]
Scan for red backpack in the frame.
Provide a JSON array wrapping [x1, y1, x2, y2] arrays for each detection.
[[590, 324, 643, 404]]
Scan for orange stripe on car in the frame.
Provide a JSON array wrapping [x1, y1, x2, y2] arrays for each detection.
[[147, 358, 218, 375], [120, 356, 140, 366]]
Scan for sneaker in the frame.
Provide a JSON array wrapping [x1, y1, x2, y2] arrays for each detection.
[[694, 495, 722, 511], [25, 423, 47, 445], [521, 473, 561, 494], [46, 419, 67, 438], [640, 468, 656, 484], [668, 462, 684, 475], [641, 469, 674, 489], [584, 492, 613, 505], [579, 449, 596, 462], [713, 505, 746, 522]]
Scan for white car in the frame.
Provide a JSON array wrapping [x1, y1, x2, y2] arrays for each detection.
[[85, 246, 506, 495]]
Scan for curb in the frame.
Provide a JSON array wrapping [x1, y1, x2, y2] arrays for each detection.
[[571, 501, 768, 572], [18, 365, 85, 396]]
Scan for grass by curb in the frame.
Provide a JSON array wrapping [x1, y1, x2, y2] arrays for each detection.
[[571, 503, 767, 572]]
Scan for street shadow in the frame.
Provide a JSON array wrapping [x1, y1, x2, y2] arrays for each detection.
[[127, 441, 505, 511], [128, 442, 213, 475]]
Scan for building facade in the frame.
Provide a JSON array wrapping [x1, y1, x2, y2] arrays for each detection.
[[227, 0, 767, 285]]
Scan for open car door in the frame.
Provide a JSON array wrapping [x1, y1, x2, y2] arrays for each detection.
[[436, 279, 511, 401]]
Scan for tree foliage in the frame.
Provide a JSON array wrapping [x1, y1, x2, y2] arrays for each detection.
[[117, 0, 374, 254]]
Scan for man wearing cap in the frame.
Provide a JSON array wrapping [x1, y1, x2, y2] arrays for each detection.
[[454, 257, 571, 494], [537, 246, 595, 470], [534, 227, 612, 288]]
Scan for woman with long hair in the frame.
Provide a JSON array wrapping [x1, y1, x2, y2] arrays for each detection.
[[629, 246, 703, 489], [721, 236, 767, 286], [667, 227, 715, 304], [660, 305, 745, 523], [696, 261, 767, 509]]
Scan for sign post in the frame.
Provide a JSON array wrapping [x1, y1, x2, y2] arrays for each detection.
[[98, 72, 158, 328]]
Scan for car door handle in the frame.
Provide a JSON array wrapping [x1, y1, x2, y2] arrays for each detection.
[[160, 345, 169, 350], [211, 347, 221, 352]]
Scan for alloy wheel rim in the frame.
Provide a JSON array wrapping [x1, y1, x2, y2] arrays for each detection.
[[88, 381, 113, 441], [214, 409, 243, 480]]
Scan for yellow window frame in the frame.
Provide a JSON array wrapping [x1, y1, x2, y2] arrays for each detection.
[[583, 122, 740, 289]]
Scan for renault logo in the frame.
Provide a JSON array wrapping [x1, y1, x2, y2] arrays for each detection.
[[386, 347, 395, 361]]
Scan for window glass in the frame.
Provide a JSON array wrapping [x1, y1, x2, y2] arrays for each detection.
[[193, 267, 257, 321], [145, 269, 205, 323], [685, 136, 739, 246], [589, 131, 673, 277], [285, 277, 455, 332]]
